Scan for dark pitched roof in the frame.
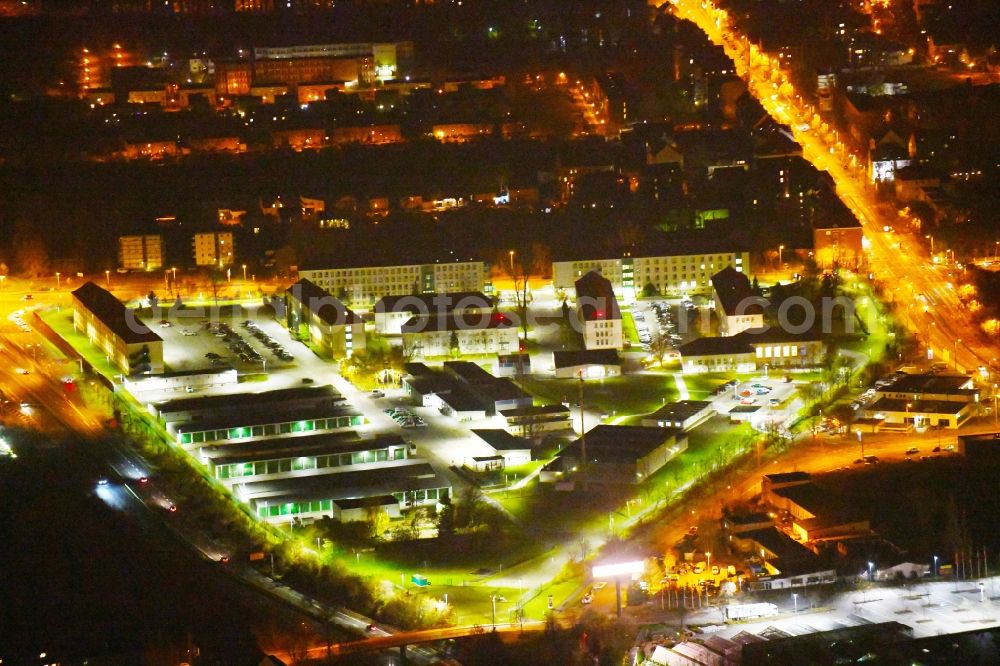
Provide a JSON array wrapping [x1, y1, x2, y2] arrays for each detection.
[[574, 270, 621, 321], [678, 328, 821, 357], [71, 282, 162, 345], [561, 425, 684, 464], [286, 279, 360, 326], [553, 349, 621, 369], [375, 292, 491, 315], [711, 266, 759, 317], [765, 471, 812, 484], [401, 312, 513, 333], [471, 429, 532, 452], [499, 404, 570, 418]]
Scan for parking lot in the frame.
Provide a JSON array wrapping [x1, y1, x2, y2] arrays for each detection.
[[709, 376, 799, 426], [685, 576, 1000, 641]]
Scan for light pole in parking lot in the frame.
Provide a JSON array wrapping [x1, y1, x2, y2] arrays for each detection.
[[792, 592, 798, 613], [242, 264, 248, 282]]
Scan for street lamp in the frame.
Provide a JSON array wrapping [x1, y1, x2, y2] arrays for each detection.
[[226, 267, 231, 283], [868, 561, 874, 582], [926, 234, 934, 257], [55, 272, 61, 289], [242, 263, 247, 281], [491, 593, 497, 628], [105, 270, 110, 289], [706, 551, 712, 575], [792, 592, 798, 613], [905, 403, 912, 426], [933, 555, 939, 577], [778, 244, 785, 267]]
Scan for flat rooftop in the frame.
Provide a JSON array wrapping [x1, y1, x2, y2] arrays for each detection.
[[242, 461, 449, 503], [552, 349, 621, 368], [206, 433, 406, 466], [175, 404, 361, 434], [879, 373, 975, 394], [155, 385, 344, 416], [645, 400, 713, 421], [471, 429, 532, 452], [867, 397, 972, 415], [561, 425, 684, 464]]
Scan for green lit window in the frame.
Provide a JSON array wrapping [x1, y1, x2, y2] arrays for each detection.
[[180, 433, 192, 444], [254, 461, 267, 475], [427, 488, 438, 500], [393, 448, 405, 460], [351, 451, 364, 465], [321, 499, 332, 511], [377, 449, 388, 462], [217, 465, 229, 479]]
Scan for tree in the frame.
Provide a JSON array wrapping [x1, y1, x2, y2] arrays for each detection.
[[641, 282, 661, 298], [647, 330, 675, 365], [366, 504, 390, 540]]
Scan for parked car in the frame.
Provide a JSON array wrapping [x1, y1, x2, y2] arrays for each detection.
[[905, 447, 919, 455], [370, 390, 385, 398]]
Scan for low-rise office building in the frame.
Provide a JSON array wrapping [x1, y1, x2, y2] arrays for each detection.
[[678, 329, 824, 374], [205, 433, 411, 484], [402, 361, 531, 420], [298, 260, 490, 307], [125, 367, 238, 400], [712, 266, 764, 336], [172, 405, 364, 447], [862, 397, 977, 429], [284, 279, 365, 359], [470, 429, 533, 469], [553, 349, 622, 378], [373, 291, 492, 336], [71, 281, 164, 375], [499, 404, 573, 438], [541, 425, 688, 486], [152, 385, 345, 423], [641, 400, 714, 430], [242, 460, 451, 525], [401, 312, 518, 358], [575, 270, 623, 351]]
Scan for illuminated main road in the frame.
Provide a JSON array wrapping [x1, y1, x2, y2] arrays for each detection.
[[656, 0, 997, 375]]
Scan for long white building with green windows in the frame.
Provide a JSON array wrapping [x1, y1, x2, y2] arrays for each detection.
[[171, 405, 364, 447]]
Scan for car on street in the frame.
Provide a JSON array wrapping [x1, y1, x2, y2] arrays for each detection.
[[581, 593, 593, 605], [711, 565, 720, 576], [905, 447, 919, 455], [370, 390, 385, 398]]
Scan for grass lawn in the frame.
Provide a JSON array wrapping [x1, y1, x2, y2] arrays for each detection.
[[519, 374, 679, 419], [40, 308, 120, 379], [681, 372, 759, 399], [621, 311, 640, 346]]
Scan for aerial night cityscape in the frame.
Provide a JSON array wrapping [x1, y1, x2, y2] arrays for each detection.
[[1, 0, 999, 665]]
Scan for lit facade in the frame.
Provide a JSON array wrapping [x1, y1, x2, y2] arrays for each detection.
[[299, 260, 490, 306], [553, 250, 750, 300], [192, 232, 234, 267], [71, 282, 164, 375], [118, 235, 164, 271]]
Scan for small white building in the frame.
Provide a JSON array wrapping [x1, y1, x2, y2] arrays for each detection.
[[470, 429, 533, 467]]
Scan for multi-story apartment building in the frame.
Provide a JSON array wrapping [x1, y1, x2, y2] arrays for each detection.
[[71, 282, 164, 375], [192, 232, 234, 267], [299, 260, 490, 307], [118, 234, 163, 271], [574, 270, 623, 351], [553, 249, 751, 301]]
